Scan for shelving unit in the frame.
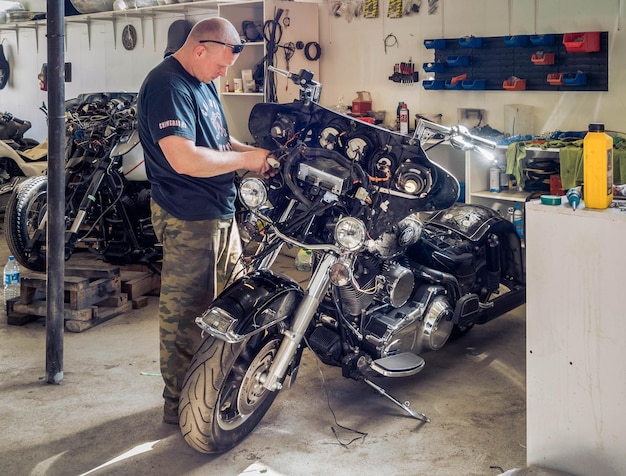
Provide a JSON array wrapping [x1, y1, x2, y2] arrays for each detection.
[[218, 0, 319, 144]]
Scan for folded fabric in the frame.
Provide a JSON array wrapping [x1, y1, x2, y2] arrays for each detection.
[[506, 142, 526, 189], [559, 146, 584, 189], [614, 149, 626, 184]]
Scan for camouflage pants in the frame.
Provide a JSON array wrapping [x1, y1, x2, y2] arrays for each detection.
[[151, 200, 243, 415]]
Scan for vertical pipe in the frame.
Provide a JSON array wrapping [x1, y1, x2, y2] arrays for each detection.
[[45, 0, 65, 385]]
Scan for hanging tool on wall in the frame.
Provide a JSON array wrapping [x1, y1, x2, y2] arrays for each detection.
[[364, 0, 379, 18], [388, 0, 403, 18], [384, 33, 398, 54], [388, 58, 418, 84]]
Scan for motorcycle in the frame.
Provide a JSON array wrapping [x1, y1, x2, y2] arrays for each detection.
[[0, 110, 48, 196], [5, 92, 160, 272], [178, 68, 526, 454]]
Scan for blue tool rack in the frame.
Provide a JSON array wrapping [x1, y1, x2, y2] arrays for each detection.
[[422, 32, 608, 91]]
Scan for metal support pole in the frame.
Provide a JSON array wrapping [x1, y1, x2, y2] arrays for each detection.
[[45, 0, 66, 385]]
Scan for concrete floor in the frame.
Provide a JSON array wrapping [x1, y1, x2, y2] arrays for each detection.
[[0, 214, 528, 476]]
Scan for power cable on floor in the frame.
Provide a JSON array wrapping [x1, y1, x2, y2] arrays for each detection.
[[303, 336, 368, 447]]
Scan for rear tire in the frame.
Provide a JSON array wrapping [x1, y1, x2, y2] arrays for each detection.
[[5, 175, 47, 271], [179, 331, 284, 454]]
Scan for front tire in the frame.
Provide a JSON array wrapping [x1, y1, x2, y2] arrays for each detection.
[[5, 175, 48, 271], [179, 331, 285, 454]]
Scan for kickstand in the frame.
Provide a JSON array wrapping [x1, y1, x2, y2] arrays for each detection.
[[363, 378, 430, 423]]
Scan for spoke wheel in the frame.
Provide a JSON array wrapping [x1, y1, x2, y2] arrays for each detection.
[[179, 332, 284, 454]]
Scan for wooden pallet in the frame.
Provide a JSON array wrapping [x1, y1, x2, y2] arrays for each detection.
[[7, 265, 136, 332]]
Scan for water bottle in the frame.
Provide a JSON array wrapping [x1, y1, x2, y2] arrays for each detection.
[[3, 255, 20, 301]]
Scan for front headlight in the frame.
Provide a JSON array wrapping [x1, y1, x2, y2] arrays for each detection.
[[239, 177, 267, 210], [334, 217, 366, 251]]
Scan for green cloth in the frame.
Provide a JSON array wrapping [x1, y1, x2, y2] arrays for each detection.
[[559, 146, 584, 189], [505, 138, 626, 190], [613, 145, 626, 184], [505, 142, 526, 189]]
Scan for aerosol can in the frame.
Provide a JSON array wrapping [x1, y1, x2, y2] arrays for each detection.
[[399, 102, 409, 135]]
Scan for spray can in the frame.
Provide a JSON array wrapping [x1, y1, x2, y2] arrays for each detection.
[[513, 203, 523, 240], [583, 122, 613, 209], [399, 103, 409, 135]]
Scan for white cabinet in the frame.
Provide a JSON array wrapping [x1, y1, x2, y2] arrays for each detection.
[[525, 201, 626, 475], [218, 0, 319, 144]]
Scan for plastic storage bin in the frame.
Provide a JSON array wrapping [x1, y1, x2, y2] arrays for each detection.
[[547, 73, 563, 86], [458, 36, 483, 48], [531, 52, 555, 65], [562, 72, 587, 86], [504, 35, 529, 47], [423, 39, 446, 49], [562, 32, 600, 53], [445, 55, 470, 67], [422, 79, 446, 90], [422, 62, 446, 73], [503, 77, 527, 90], [445, 74, 467, 90], [529, 34, 556, 46], [461, 80, 486, 90]]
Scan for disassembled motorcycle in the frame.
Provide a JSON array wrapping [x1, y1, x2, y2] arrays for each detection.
[[0, 110, 48, 196], [5, 92, 160, 272], [178, 68, 526, 454]]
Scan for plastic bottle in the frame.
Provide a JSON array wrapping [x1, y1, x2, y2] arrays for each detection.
[[399, 103, 409, 135], [583, 122, 613, 209], [513, 204, 523, 240], [490, 164, 501, 192], [3, 255, 20, 301]]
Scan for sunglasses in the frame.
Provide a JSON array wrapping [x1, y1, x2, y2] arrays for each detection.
[[199, 39, 246, 54]]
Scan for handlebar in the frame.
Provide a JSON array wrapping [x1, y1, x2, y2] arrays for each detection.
[[268, 66, 322, 103], [414, 118, 497, 152]]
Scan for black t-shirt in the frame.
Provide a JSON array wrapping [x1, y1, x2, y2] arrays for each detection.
[[137, 56, 236, 220]]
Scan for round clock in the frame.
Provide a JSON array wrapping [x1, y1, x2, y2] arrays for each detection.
[[122, 24, 137, 51]]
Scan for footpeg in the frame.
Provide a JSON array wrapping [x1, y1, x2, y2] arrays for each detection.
[[363, 378, 430, 423], [370, 352, 425, 377]]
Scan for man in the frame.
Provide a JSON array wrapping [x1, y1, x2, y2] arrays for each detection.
[[137, 17, 274, 425]]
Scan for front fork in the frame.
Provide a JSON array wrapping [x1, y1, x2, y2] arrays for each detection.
[[261, 252, 337, 391]]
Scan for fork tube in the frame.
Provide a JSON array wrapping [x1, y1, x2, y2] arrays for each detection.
[[262, 252, 337, 391]]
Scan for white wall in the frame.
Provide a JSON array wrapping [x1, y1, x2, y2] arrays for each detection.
[[2, 0, 626, 142], [0, 2, 216, 141], [316, 0, 626, 134]]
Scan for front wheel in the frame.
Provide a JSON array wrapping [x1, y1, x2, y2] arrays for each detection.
[[5, 175, 48, 271], [179, 330, 286, 454]]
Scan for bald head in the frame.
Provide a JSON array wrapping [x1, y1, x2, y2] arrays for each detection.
[[172, 17, 243, 84], [186, 17, 241, 47]]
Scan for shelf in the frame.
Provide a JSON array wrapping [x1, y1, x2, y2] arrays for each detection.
[[0, 0, 229, 51], [471, 189, 532, 202]]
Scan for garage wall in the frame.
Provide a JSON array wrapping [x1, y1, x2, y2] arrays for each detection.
[[317, 0, 626, 134], [0, 3, 216, 141], [1, 0, 625, 142]]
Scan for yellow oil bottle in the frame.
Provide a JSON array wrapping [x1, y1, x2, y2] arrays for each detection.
[[583, 123, 613, 209]]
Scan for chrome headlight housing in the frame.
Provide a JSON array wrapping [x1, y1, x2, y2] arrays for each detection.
[[238, 177, 267, 210], [334, 217, 366, 251]]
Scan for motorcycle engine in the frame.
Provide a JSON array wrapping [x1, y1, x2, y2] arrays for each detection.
[[362, 286, 454, 357]]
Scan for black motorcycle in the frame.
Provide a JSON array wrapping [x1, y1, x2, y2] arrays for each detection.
[[5, 92, 160, 272], [178, 68, 526, 454]]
